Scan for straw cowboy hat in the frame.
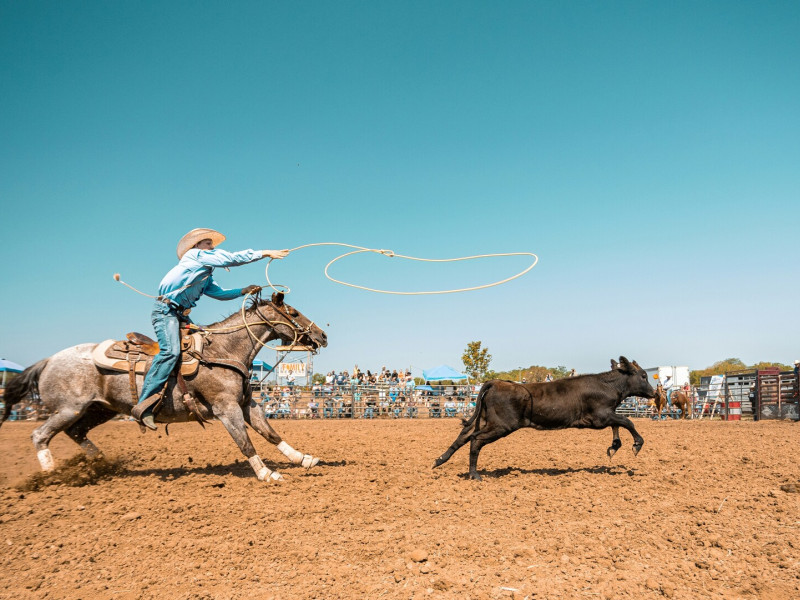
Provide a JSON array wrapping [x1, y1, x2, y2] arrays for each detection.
[[177, 228, 226, 259]]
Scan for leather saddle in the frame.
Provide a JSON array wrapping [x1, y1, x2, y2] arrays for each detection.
[[92, 331, 203, 376]]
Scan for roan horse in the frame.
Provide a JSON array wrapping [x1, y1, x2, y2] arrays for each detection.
[[0, 293, 327, 482], [433, 357, 655, 480]]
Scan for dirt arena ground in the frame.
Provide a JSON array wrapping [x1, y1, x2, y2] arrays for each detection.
[[1, 418, 799, 600]]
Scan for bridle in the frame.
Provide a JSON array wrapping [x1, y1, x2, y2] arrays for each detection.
[[248, 292, 319, 353], [185, 291, 320, 385]]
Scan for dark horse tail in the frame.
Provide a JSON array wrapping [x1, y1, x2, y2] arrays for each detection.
[[461, 381, 493, 430], [0, 359, 48, 429]]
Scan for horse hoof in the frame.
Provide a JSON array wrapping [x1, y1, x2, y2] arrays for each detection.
[[301, 455, 319, 469], [468, 473, 482, 481], [269, 471, 284, 482]]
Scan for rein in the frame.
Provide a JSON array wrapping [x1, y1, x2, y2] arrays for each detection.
[[186, 291, 312, 383]]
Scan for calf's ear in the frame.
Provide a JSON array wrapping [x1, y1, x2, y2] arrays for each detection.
[[618, 356, 633, 373], [610, 359, 620, 370]]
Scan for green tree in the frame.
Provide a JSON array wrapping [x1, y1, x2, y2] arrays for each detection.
[[462, 341, 492, 382]]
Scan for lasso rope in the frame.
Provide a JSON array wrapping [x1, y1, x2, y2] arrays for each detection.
[[113, 243, 538, 371], [264, 242, 539, 296]]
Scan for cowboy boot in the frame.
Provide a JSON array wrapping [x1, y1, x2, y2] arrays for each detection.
[[131, 393, 162, 431]]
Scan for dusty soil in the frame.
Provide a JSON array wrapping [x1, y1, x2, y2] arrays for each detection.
[[1, 418, 799, 600]]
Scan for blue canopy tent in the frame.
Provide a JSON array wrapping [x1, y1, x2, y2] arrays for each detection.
[[0, 358, 24, 388], [251, 359, 274, 381], [422, 365, 468, 383]]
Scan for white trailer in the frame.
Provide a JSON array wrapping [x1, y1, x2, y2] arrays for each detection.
[[644, 366, 690, 391]]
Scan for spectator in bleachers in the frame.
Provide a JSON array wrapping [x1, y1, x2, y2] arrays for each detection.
[[364, 392, 376, 419], [336, 371, 348, 387], [392, 399, 403, 419], [406, 395, 417, 418], [444, 399, 457, 417], [308, 398, 319, 418], [429, 393, 441, 417], [323, 395, 335, 418]]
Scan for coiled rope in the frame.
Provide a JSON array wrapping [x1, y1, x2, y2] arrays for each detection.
[[264, 242, 539, 296]]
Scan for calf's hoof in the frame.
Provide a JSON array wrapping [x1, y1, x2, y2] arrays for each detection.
[[606, 447, 618, 459], [432, 457, 445, 469], [632, 443, 644, 456]]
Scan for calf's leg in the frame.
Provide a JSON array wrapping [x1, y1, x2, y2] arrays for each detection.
[[605, 413, 644, 456], [468, 425, 515, 481], [433, 423, 475, 468], [607, 425, 622, 458]]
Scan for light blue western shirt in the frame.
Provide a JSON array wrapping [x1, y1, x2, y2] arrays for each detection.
[[157, 248, 263, 308]]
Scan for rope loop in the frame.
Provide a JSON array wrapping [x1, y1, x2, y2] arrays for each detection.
[[264, 242, 538, 296]]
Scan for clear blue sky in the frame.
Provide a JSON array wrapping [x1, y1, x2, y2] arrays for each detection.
[[2, 1, 798, 377]]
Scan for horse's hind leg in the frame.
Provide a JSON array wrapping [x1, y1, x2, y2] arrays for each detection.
[[31, 405, 90, 471], [244, 399, 320, 469], [64, 404, 118, 458], [213, 398, 283, 482]]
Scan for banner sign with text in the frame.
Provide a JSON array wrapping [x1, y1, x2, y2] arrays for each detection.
[[278, 362, 307, 378]]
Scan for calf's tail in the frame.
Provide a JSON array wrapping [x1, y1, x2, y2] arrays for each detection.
[[462, 381, 492, 429], [0, 359, 48, 429]]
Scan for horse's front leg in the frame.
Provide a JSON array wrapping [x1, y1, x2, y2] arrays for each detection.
[[244, 399, 320, 469], [212, 397, 283, 482]]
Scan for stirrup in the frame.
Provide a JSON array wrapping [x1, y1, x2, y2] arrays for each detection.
[[132, 394, 162, 429]]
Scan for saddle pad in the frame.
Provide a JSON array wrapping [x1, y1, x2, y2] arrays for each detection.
[[92, 333, 203, 376]]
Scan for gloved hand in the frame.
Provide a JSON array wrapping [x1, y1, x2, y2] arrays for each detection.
[[262, 249, 289, 259], [241, 285, 262, 295]]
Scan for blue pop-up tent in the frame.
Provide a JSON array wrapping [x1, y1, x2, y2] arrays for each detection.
[[422, 365, 468, 382], [251, 359, 274, 381], [0, 358, 24, 387]]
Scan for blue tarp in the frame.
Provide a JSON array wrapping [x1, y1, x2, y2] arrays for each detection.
[[415, 385, 435, 391], [422, 364, 468, 382], [0, 359, 24, 373], [252, 359, 273, 370]]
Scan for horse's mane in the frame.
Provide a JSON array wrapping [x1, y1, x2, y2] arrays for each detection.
[[208, 295, 276, 330]]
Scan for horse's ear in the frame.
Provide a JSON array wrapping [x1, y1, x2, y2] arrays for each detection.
[[272, 292, 285, 306]]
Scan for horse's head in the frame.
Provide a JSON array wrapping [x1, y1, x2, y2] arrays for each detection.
[[612, 356, 655, 399], [251, 292, 328, 351]]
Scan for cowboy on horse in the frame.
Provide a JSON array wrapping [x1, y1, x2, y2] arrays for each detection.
[[131, 228, 288, 430]]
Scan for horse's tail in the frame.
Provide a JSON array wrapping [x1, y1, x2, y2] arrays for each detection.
[[461, 381, 492, 430], [0, 359, 48, 429]]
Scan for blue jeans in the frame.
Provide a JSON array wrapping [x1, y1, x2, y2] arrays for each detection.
[[138, 302, 183, 403]]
